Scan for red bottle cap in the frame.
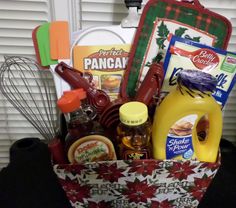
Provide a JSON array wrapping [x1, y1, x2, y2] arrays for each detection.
[[63, 88, 87, 100], [57, 88, 86, 113]]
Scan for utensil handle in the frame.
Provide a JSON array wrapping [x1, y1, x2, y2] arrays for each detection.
[[55, 62, 91, 89], [48, 138, 67, 164], [55, 62, 110, 113], [135, 63, 164, 105]]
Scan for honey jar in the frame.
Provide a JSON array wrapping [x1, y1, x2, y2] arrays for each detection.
[[116, 101, 152, 160]]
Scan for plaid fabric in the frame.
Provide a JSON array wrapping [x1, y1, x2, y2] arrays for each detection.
[[126, 0, 231, 97]]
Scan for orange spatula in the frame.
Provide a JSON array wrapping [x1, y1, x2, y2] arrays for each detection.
[[49, 21, 71, 98], [50, 21, 70, 60]]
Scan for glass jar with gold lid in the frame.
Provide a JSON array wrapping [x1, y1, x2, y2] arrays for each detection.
[[116, 101, 152, 160]]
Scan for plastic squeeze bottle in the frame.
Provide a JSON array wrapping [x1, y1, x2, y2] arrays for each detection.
[[152, 70, 222, 162], [57, 89, 116, 163]]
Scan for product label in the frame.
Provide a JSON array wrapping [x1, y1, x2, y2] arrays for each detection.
[[166, 115, 197, 160], [73, 44, 130, 100], [221, 53, 236, 73], [75, 140, 108, 162], [163, 36, 236, 107], [68, 135, 116, 163], [123, 150, 150, 160], [184, 48, 219, 70]]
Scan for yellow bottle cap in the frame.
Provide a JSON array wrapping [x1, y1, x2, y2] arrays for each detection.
[[119, 101, 148, 126]]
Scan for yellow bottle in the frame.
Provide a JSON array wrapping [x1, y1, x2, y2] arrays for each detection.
[[152, 70, 222, 162]]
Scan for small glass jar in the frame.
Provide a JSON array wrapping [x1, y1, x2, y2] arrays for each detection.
[[116, 101, 152, 160]]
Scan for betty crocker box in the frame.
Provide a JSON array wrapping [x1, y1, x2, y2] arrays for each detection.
[[162, 36, 236, 108]]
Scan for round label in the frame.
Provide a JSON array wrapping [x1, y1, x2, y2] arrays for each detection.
[[68, 135, 116, 163]]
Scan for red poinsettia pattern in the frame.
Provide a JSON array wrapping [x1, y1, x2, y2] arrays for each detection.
[[59, 179, 90, 203], [190, 175, 213, 201], [87, 200, 111, 208], [167, 161, 197, 180], [123, 178, 157, 203], [200, 161, 220, 172], [57, 164, 86, 175], [129, 160, 162, 176], [96, 163, 125, 182], [151, 199, 173, 208], [54, 157, 219, 208]]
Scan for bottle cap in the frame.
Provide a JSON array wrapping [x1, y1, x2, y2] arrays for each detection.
[[57, 89, 86, 113], [119, 101, 148, 126], [63, 88, 87, 100], [177, 70, 217, 93]]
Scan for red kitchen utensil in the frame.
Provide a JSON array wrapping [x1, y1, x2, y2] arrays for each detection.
[[55, 62, 110, 114], [170, 46, 220, 70], [135, 62, 164, 104], [99, 62, 164, 128], [99, 97, 129, 128]]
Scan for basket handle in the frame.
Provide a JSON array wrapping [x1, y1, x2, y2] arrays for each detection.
[[180, 0, 204, 8]]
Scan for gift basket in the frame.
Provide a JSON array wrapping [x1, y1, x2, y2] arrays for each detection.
[[54, 157, 220, 207], [0, 0, 235, 208]]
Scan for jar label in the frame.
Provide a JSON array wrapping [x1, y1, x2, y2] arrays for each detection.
[[166, 115, 197, 159], [123, 150, 150, 160], [67, 135, 117, 163]]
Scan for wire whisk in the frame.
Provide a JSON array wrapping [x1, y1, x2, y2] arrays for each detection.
[[0, 56, 58, 142]]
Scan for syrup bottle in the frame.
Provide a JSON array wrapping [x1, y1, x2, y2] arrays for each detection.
[[57, 89, 116, 163]]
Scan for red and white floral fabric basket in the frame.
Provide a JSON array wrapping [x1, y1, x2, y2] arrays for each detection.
[[54, 156, 220, 208]]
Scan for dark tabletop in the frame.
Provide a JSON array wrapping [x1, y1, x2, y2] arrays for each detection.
[[198, 139, 236, 208]]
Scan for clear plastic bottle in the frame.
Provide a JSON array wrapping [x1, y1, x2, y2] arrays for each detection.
[[57, 89, 116, 163], [116, 101, 152, 160], [152, 70, 222, 162]]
